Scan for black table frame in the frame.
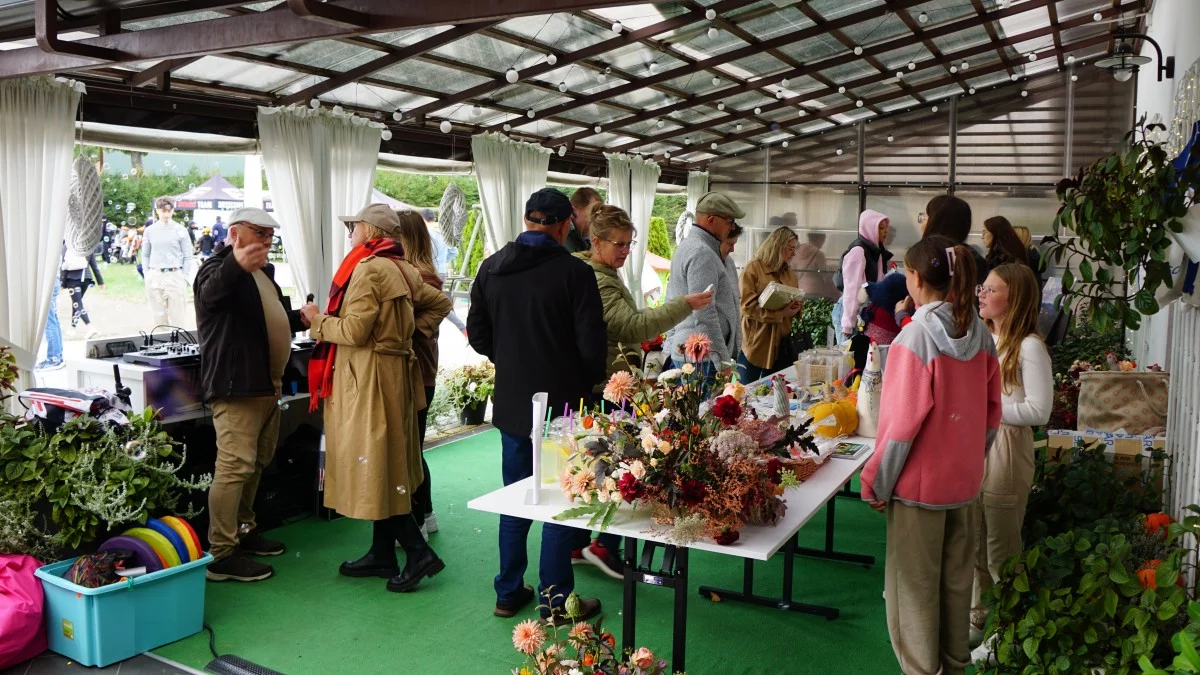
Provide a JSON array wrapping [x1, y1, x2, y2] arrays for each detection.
[[618, 480, 874, 672]]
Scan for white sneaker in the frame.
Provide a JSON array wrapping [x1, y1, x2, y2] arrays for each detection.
[[969, 623, 985, 648], [424, 512, 438, 534], [971, 634, 999, 667], [86, 327, 99, 339]]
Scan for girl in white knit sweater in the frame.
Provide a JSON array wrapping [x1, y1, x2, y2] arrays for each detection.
[[970, 262, 1053, 642]]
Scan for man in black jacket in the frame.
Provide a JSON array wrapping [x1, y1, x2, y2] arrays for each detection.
[[195, 207, 306, 583], [468, 188, 607, 625]]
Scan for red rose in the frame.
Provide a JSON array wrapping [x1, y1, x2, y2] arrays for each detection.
[[617, 472, 646, 502], [766, 457, 783, 483], [680, 479, 707, 505], [712, 395, 742, 425], [714, 528, 740, 545]]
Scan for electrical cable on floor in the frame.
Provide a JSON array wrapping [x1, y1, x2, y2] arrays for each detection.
[[204, 623, 219, 659]]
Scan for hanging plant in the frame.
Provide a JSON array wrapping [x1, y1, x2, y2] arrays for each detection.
[[1047, 119, 1200, 333]]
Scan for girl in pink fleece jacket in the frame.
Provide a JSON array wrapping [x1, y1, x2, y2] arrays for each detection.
[[859, 235, 1001, 675]]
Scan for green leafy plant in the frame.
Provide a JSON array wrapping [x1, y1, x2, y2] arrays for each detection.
[[1024, 440, 1163, 546], [1139, 602, 1200, 674], [1050, 326, 1129, 378], [452, 209, 486, 277], [982, 516, 1190, 675], [647, 216, 674, 259], [791, 297, 836, 350], [0, 409, 211, 560], [426, 361, 495, 431], [1048, 120, 1200, 333], [0, 345, 18, 402]]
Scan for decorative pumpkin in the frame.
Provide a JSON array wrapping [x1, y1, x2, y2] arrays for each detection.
[[807, 398, 858, 438], [1138, 559, 1162, 589], [1145, 512, 1172, 535]]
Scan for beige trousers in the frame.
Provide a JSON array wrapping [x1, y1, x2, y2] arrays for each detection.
[[971, 423, 1035, 624], [145, 268, 190, 329], [208, 396, 281, 560], [885, 502, 976, 675]]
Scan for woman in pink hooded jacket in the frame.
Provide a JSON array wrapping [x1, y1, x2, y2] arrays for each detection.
[[834, 209, 892, 339], [860, 235, 1001, 675]]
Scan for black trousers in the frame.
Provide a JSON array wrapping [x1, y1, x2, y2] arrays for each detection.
[[63, 276, 92, 326], [414, 385, 436, 523]]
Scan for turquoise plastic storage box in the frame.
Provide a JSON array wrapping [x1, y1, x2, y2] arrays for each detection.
[[35, 553, 212, 667]]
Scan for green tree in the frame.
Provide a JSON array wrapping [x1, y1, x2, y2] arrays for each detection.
[[452, 209, 486, 277], [647, 216, 673, 259], [652, 195, 686, 245], [374, 171, 480, 208]]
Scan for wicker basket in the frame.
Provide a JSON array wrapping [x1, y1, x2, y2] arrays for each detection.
[[780, 455, 822, 481]]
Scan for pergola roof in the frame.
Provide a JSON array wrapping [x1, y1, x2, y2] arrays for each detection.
[[0, 0, 1149, 182]]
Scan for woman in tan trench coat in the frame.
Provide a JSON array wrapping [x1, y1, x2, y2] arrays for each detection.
[[300, 203, 451, 593]]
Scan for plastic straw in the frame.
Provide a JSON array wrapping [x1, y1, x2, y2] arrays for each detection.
[[579, 397, 584, 417]]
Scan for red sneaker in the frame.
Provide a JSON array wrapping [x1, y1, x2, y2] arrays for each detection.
[[582, 541, 624, 580], [570, 547, 585, 564]]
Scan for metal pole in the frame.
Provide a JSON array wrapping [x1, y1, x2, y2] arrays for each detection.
[[948, 96, 958, 193], [856, 122, 866, 213], [1064, 63, 1076, 179]]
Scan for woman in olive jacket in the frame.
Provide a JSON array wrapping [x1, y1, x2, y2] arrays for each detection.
[[577, 205, 714, 389]]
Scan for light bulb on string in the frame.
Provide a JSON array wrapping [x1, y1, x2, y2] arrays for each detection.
[[776, 90, 784, 99], [712, 76, 721, 86], [969, 87, 976, 94], [594, 125, 602, 133], [527, 109, 535, 119], [309, 98, 320, 109], [1070, 74, 1078, 82], [856, 100, 863, 107], [471, 104, 482, 117], [782, 140, 789, 148], [1010, 73, 1019, 81], [440, 120, 451, 133], [950, 66, 958, 74], [908, 61, 916, 71], [393, 111, 402, 121], [886, 135, 894, 142], [547, 54, 557, 66], [611, 21, 622, 34], [707, 27, 718, 39], [705, 8, 716, 20], [1028, 53, 1037, 62], [896, 71, 904, 79], [838, 86, 846, 94], [381, 130, 392, 141], [836, 148, 844, 155], [598, 72, 607, 83], [918, 12, 928, 23], [684, 137, 692, 145], [1021, 89, 1028, 97], [717, 102, 725, 110], [664, 151, 671, 160], [932, 105, 939, 112], [503, 124, 512, 132], [799, 109, 807, 117], [558, 82, 568, 92], [961, 61, 969, 70], [781, 78, 790, 87], [754, 107, 761, 114], [506, 68, 519, 83], [656, 119, 665, 128], [854, 46, 863, 55], [332, 105, 343, 115], [557, 146, 566, 156], [1067, 55, 1076, 64], [711, 142, 718, 150], [735, 123, 743, 131], [1093, 12, 1102, 21]]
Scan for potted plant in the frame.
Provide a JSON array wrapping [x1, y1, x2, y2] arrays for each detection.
[[1047, 119, 1200, 333], [437, 361, 494, 427]]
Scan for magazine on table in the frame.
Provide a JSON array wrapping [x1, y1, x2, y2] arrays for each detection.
[[827, 441, 870, 460], [757, 281, 805, 311]]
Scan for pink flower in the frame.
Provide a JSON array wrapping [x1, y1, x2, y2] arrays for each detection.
[[682, 333, 713, 363], [603, 371, 637, 405], [512, 619, 545, 655], [631, 647, 656, 669], [568, 621, 595, 647]]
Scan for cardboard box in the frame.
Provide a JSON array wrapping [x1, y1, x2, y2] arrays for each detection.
[[1045, 429, 1167, 492]]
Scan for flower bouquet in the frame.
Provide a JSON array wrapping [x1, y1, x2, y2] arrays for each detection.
[[510, 590, 672, 675], [553, 334, 813, 546]]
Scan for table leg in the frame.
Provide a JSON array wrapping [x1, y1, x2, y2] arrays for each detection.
[[837, 480, 861, 500], [794, 492, 876, 567], [622, 535, 637, 653], [672, 547, 688, 671], [697, 535, 839, 620]]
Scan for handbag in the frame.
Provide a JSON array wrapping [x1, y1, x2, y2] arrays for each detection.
[[1076, 370, 1169, 435]]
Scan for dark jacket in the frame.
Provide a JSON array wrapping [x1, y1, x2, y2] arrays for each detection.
[[467, 232, 606, 438], [563, 225, 590, 254], [194, 246, 304, 401], [835, 235, 893, 290]]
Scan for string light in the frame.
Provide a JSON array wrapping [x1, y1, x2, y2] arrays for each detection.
[[754, 106, 762, 114], [712, 76, 721, 86], [506, 68, 519, 83], [708, 27, 718, 39], [961, 61, 970, 70], [836, 148, 844, 155], [664, 151, 671, 160], [854, 46, 863, 55], [710, 142, 718, 150], [1067, 55, 1076, 64], [932, 105, 939, 112], [557, 146, 566, 156], [799, 109, 807, 117], [527, 109, 535, 118], [656, 119, 665, 128], [886, 135, 894, 142], [705, 8, 716, 20], [896, 71, 904, 79], [908, 61, 916, 71], [1021, 89, 1029, 97], [558, 82, 568, 92], [717, 102, 725, 110], [1010, 73, 1020, 81], [736, 123, 743, 130], [547, 54, 557, 66], [503, 123, 512, 131], [969, 87, 976, 94], [598, 71, 607, 83], [1071, 74, 1078, 82], [856, 100, 864, 107], [782, 140, 789, 148], [332, 105, 343, 114], [950, 65, 958, 73], [776, 90, 784, 99], [918, 12, 928, 23], [1028, 53, 1037, 62], [381, 130, 392, 141], [309, 98, 320, 109], [611, 21, 622, 34], [471, 104, 482, 117], [440, 120, 451, 133], [393, 111, 402, 121], [1093, 12, 1103, 21], [594, 125, 602, 133], [781, 78, 790, 87]]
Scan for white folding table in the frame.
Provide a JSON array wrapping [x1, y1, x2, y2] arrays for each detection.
[[468, 437, 876, 672]]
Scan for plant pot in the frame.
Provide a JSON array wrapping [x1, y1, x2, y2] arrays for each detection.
[[459, 399, 488, 426]]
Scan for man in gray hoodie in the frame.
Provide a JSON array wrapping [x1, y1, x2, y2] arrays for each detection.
[[663, 191, 745, 376]]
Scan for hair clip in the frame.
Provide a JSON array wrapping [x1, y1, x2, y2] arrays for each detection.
[[944, 247, 957, 276], [930, 258, 941, 267]]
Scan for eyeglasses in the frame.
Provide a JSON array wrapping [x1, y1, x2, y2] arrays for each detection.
[[976, 284, 1000, 296], [345, 221, 358, 235], [245, 225, 274, 240], [602, 238, 636, 251]]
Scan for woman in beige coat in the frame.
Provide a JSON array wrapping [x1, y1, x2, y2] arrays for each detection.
[[300, 204, 452, 593]]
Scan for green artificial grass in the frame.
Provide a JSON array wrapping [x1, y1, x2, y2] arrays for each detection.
[[154, 430, 899, 674]]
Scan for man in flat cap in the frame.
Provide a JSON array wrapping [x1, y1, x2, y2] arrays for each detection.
[[467, 187, 606, 626], [662, 191, 746, 382], [195, 207, 306, 583]]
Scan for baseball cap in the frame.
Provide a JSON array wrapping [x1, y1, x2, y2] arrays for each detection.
[[227, 207, 280, 230], [524, 188, 573, 225], [339, 203, 402, 235], [696, 191, 746, 220], [420, 208, 436, 222]]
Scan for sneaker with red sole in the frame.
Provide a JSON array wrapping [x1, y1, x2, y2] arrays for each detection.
[[570, 547, 586, 565], [581, 541, 624, 580]]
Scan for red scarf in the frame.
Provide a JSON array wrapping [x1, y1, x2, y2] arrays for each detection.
[[308, 238, 405, 411]]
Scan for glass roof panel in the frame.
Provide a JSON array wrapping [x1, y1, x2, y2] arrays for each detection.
[[776, 35, 844, 65], [123, 11, 227, 30], [496, 13, 608, 52], [372, 59, 490, 93], [173, 55, 297, 91]]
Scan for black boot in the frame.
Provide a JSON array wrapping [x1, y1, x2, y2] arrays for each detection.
[[386, 515, 445, 593], [339, 520, 400, 578]]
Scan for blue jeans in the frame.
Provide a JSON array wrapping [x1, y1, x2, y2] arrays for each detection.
[[42, 276, 62, 365], [663, 357, 720, 398], [496, 431, 579, 613]]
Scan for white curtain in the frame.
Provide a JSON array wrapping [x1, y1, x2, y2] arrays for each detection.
[[471, 132, 551, 252], [327, 116, 382, 278], [257, 106, 381, 306], [679, 170, 710, 242], [0, 76, 83, 388], [606, 153, 662, 309]]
